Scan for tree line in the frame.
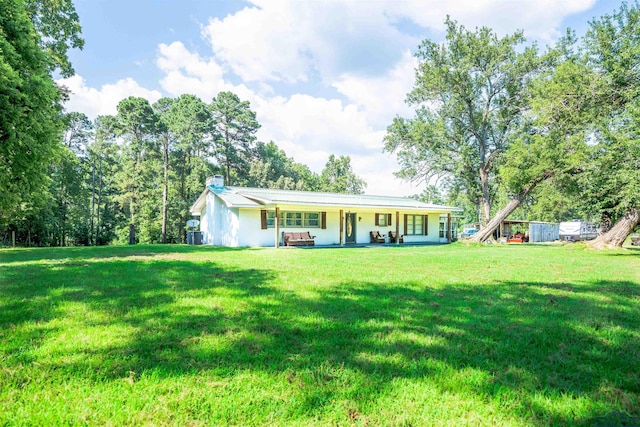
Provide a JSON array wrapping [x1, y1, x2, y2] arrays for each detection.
[[386, 2, 640, 248], [3, 92, 366, 246]]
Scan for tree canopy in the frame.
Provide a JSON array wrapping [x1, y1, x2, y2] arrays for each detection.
[[385, 17, 542, 226], [0, 0, 82, 227]]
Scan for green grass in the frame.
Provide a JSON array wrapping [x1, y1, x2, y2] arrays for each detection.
[[1, 243, 639, 426]]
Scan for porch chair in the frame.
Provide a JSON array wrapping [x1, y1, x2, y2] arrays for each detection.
[[370, 231, 385, 244], [389, 231, 403, 243]]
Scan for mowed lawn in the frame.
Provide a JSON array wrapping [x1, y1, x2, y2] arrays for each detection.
[[1, 243, 639, 426]]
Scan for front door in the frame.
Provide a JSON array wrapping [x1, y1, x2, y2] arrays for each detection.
[[345, 212, 356, 244]]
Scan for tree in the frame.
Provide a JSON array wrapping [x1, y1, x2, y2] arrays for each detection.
[[53, 112, 92, 245], [581, 2, 640, 248], [247, 141, 320, 190], [114, 97, 159, 244], [469, 43, 594, 242], [0, 0, 83, 244], [0, 0, 59, 225], [87, 115, 119, 245], [417, 185, 445, 205], [152, 98, 174, 244], [210, 91, 260, 186], [164, 94, 215, 243], [319, 155, 366, 194], [26, 0, 84, 77], [384, 17, 541, 226]]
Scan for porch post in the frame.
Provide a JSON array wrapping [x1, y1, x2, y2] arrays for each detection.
[[275, 207, 280, 248], [447, 213, 452, 243], [339, 209, 344, 246], [395, 211, 400, 245]]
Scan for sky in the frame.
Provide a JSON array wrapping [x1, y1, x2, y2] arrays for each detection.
[[59, 0, 626, 196]]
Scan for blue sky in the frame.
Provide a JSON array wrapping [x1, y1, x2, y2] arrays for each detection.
[[61, 0, 626, 196]]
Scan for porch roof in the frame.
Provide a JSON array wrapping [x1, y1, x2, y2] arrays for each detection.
[[192, 185, 461, 214], [232, 186, 458, 211]]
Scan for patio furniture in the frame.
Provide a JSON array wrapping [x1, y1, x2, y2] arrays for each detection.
[[370, 231, 385, 244], [389, 231, 403, 243], [282, 231, 316, 246]]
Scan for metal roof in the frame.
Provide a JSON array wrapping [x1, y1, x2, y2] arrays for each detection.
[[212, 186, 461, 211], [214, 187, 262, 208]]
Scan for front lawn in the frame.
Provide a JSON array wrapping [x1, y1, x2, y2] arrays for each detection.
[[1, 243, 639, 426]]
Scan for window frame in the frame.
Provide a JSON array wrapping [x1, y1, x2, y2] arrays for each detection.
[[375, 213, 392, 227], [404, 214, 428, 236], [265, 210, 323, 229]]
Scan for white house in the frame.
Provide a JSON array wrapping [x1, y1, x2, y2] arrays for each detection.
[[190, 176, 461, 247]]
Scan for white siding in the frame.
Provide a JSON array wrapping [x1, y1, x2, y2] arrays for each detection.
[[400, 213, 440, 244], [199, 193, 241, 246], [201, 197, 450, 247], [238, 209, 343, 247]]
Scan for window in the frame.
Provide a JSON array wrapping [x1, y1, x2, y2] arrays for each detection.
[[438, 215, 458, 239], [375, 213, 392, 227], [405, 214, 426, 235], [266, 211, 276, 228], [263, 211, 323, 228], [404, 215, 424, 236]]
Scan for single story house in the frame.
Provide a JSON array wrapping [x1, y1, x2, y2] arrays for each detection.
[[190, 176, 461, 247]]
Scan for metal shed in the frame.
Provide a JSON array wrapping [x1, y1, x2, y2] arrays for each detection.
[[528, 222, 560, 243], [498, 220, 559, 243]]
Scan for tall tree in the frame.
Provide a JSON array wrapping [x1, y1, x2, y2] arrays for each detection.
[[26, 0, 83, 77], [319, 154, 366, 194], [164, 94, 214, 243], [247, 141, 321, 190], [0, 0, 82, 228], [210, 91, 260, 186], [582, 2, 640, 248], [87, 115, 119, 245], [469, 42, 594, 242], [384, 17, 541, 226], [114, 97, 159, 244], [152, 98, 174, 244], [53, 112, 92, 245]]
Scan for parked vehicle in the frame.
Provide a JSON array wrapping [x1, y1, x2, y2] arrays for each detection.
[[559, 221, 598, 242], [460, 228, 478, 239]]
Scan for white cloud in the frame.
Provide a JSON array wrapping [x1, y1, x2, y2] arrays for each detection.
[[57, 75, 162, 118], [389, 0, 596, 41], [332, 50, 417, 125], [156, 41, 260, 102], [201, 0, 414, 84], [200, 0, 594, 87]]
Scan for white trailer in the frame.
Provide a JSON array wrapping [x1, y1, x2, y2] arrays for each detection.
[[559, 221, 598, 242]]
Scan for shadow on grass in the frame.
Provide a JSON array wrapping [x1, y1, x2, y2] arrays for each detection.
[[1, 253, 639, 425], [0, 244, 250, 264], [605, 246, 640, 256]]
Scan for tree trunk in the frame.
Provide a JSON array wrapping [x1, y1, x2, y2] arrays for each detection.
[[129, 223, 136, 245], [469, 171, 553, 243], [479, 168, 491, 226], [89, 159, 96, 246], [129, 197, 136, 245], [161, 138, 169, 244], [587, 207, 639, 249], [95, 157, 103, 245], [469, 197, 523, 242]]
